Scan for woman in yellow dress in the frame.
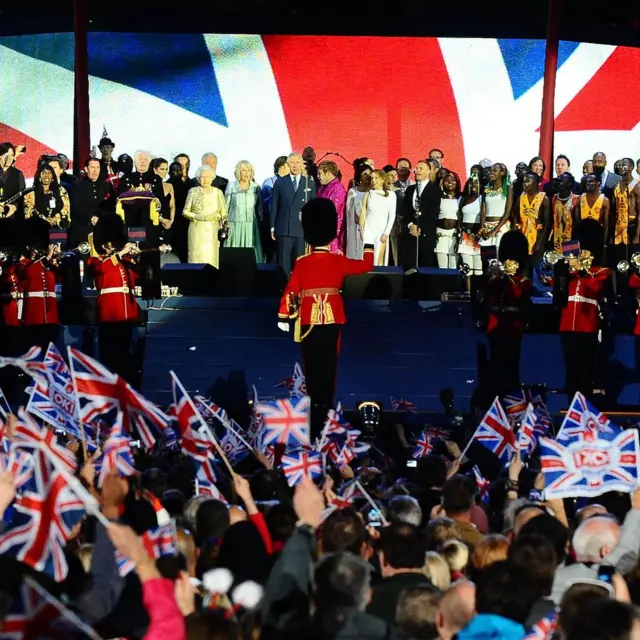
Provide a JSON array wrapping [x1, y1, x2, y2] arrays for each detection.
[[182, 166, 227, 268]]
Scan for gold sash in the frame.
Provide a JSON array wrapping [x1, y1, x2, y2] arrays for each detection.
[[552, 194, 578, 251], [518, 192, 544, 254], [614, 180, 638, 246], [580, 193, 604, 222]]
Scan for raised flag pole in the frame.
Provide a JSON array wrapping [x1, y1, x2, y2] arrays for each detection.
[[538, 0, 563, 179], [73, 0, 91, 175]]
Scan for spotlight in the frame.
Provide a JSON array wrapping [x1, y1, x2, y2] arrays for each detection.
[[358, 400, 382, 435]]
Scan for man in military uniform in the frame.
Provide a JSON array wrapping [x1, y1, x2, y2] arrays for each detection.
[[277, 198, 374, 438], [89, 213, 141, 381], [485, 229, 532, 397], [556, 219, 610, 398]]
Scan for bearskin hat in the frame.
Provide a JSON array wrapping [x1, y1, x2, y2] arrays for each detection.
[[576, 218, 604, 265], [93, 213, 128, 251], [498, 229, 529, 269], [23, 216, 50, 251], [301, 197, 337, 248]]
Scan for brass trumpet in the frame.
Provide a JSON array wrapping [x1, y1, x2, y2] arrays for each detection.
[[63, 241, 91, 256], [129, 243, 172, 256], [543, 250, 563, 267], [617, 252, 640, 273]]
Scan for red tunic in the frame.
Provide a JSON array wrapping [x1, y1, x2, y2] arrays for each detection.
[[278, 247, 374, 337], [628, 272, 640, 336], [20, 259, 59, 326], [89, 255, 140, 323], [559, 267, 610, 333], [0, 259, 25, 327], [486, 275, 532, 336]]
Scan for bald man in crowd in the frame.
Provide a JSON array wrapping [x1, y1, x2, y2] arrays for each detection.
[[436, 580, 476, 639]]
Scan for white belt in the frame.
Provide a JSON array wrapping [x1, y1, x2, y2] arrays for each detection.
[[0, 292, 21, 300], [99, 287, 130, 295], [568, 295, 597, 306], [26, 292, 56, 298]]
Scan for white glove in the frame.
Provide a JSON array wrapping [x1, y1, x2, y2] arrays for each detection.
[[277, 322, 290, 333]]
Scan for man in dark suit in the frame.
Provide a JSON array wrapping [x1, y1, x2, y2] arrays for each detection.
[[270, 153, 317, 275], [403, 159, 440, 272], [593, 151, 621, 197]]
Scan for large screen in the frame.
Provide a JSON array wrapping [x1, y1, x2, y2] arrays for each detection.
[[1, 33, 638, 182]]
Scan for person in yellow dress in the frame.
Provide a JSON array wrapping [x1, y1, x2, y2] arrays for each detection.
[[516, 171, 549, 262], [182, 166, 227, 268]]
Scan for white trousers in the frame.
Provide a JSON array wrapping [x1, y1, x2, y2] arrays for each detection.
[[436, 228, 458, 269]]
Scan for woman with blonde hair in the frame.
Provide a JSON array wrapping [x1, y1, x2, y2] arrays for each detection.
[[440, 539, 470, 581], [468, 533, 510, 579], [183, 165, 227, 268], [360, 169, 397, 265], [225, 160, 263, 262], [423, 551, 451, 591]]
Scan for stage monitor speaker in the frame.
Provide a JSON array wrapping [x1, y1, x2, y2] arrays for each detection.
[[218, 248, 257, 296], [344, 267, 404, 299], [161, 263, 218, 296], [255, 263, 287, 297], [403, 267, 466, 301]]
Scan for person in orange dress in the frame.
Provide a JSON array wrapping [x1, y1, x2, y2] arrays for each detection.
[[278, 197, 374, 437]]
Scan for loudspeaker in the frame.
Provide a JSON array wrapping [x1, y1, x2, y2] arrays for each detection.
[[255, 263, 287, 297], [403, 268, 465, 300], [218, 248, 257, 296], [161, 263, 218, 295], [344, 267, 404, 299]]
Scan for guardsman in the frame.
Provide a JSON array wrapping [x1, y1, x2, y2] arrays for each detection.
[[89, 213, 140, 381], [20, 216, 60, 350], [485, 229, 532, 396], [277, 198, 374, 438], [556, 219, 610, 398]]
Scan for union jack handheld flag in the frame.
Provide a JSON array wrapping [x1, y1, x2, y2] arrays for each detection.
[[116, 523, 177, 577], [556, 392, 620, 444], [280, 449, 324, 486], [524, 609, 558, 640], [0, 447, 35, 490], [412, 431, 434, 459], [471, 466, 491, 503], [541, 429, 640, 500], [518, 404, 537, 459], [390, 397, 418, 413], [96, 414, 137, 488], [471, 398, 516, 463], [257, 396, 310, 448]]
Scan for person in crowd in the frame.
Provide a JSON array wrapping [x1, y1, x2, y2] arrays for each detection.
[[201, 152, 229, 193], [435, 171, 461, 269], [404, 159, 440, 271], [528, 155, 549, 192], [98, 133, 120, 182], [225, 160, 264, 262], [436, 580, 476, 640], [169, 155, 193, 263], [515, 171, 550, 267], [394, 157, 414, 197], [485, 229, 531, 396], [511, 161, 529, 203], [439, 474, 483, 547], [277, 198, 374, 438], [592, 150, 621, 196], [360, 169, 396, 266], [151, 157, 176, 243], [458, 173, 483, 282], [387, 495, 422, 527], [556, 218, 611, 398], [183, 165, 228, 268], [550, 171, 580, 251], [468, 534, 509, 580], [23, 164, 71, 229], [270, 152, 317, 275], [395, 587, 442, 640], [480, 162, 512, 250], [0, 142, 26, 218], [89, 213, 141, 382], [69, 157, 116, 248], [367, 522, 437, 625], [577, 172, 609, 237], [345, 162, 373, 259], [119, 149, 162, 197], [317, 160, 347, 254]]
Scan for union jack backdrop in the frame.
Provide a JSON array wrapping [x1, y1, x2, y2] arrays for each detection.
[[1, 34, 638, 183]]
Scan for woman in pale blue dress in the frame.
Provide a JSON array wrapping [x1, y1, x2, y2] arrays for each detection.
[[225, 160, 264, 262]]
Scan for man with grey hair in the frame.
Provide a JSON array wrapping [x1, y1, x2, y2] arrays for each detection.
[[388, 495, 423, 528], [119, 149, 162, 198], [270, 151, 317, 275], [201, 152, 228, 193], [436, 580, 475, 640], [550, 488, 640, 604]]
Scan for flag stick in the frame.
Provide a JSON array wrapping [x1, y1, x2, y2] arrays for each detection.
[[355, 480, 389, 525]]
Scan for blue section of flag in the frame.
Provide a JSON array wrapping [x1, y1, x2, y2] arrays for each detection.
[[0, 33, 227, 127], [87, 34, 228, 127], [497, 39, 580, 100]]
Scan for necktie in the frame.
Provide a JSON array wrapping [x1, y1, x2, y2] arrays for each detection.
[[293, 175, 298, 190]]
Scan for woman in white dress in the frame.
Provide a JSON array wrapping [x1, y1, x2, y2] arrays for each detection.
[[345, 165, 372, 259], [458, 173, 483, 284], [182, 166, 227, 268], [480, 163, 512, 249], [359, 170, 396, 266]]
